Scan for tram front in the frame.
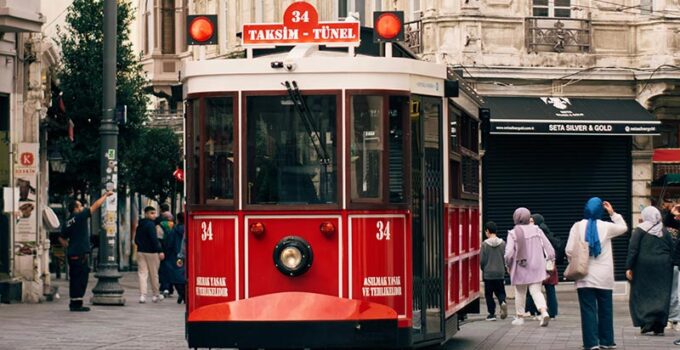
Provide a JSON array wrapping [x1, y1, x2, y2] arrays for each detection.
[[183, 3, 481, 349]]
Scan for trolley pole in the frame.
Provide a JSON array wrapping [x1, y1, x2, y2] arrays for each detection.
[[91, 0, 125, 305]]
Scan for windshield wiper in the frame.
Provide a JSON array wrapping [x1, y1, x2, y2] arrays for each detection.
[[283, 81, 331, 165]]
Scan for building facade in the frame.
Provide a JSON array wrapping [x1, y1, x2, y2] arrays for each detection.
[[0, 0, 52, 302]]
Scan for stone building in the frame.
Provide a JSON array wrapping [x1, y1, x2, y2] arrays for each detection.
[[133, 0, 679, 280], [0, 0, 53, 302]]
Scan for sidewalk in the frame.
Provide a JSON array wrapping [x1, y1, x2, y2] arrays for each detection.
[[2, 274, 680, 349], [450, 287, 680, 350], [0, 272, 186, 350]]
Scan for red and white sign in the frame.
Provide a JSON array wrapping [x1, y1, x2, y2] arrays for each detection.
[[242, 1, 360, 47]]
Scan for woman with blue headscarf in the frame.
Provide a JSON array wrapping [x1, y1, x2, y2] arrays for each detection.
[[565, 198, 628, 350], [626, 206, 673, 335]]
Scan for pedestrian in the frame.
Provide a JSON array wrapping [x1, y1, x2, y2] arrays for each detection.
[[157, 208, 175, 297], [626, 205, 673, 335], [161, 212, 186, 304], [59, 191, 114, 311], [504, 207, 555, 327], [529, 214, 560, 319], [565, 198, 627, 350], [135, 206, 165, 303], [663, 200, 680, 331], [480, 221, 508, 321]]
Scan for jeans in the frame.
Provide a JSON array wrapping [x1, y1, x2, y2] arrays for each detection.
[[577, 288, 614, 349], [545, 284, 558, 318], [484, 279, 506, 315], [670, 267, 680, 322]]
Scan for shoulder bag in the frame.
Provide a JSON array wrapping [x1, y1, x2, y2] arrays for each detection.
[[564, 221, 590, 280]]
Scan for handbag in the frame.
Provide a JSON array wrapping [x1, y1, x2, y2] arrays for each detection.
[[564, 222, 590, 280], [539, 232, 555, 272]]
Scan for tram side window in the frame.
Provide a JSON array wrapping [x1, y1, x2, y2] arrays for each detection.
[[351, 95, 384, 201], [191, 100, 200, 204], [205, 97, 234, 203], [247, 95, 337, 205], [389, 96, 408, 203]]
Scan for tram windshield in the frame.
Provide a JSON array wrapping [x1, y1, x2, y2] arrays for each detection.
[[246, 95, 337, 205]]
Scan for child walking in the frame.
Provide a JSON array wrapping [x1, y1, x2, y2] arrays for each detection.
[[481, 221, 508, 321]]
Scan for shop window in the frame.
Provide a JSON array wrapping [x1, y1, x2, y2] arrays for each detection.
[[533, 0, 571, 17], [204, 98, 234, 203], [161, 0, 175, 54], [351, 95, 384, 201], [247, 95, 337, 205]]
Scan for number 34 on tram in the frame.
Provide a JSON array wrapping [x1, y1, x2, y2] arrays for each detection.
[[183, 3, 483, 349]]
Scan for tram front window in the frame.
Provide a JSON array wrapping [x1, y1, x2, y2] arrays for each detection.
[[246, 95, 337, 205]]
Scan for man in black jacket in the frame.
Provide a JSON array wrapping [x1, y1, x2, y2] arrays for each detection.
[[135, 206, 165, 303], [59, 191, 113, 311]]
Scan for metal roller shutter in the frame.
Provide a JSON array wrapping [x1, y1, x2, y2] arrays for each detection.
[[482, 135, 632, 280]]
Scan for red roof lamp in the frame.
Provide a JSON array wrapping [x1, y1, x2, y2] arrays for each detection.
[[187, 15, 218, 45], [373, 11, 404, 42]]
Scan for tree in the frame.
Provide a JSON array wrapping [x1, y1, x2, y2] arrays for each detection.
[[51, 0, 149, 197], [123, 128, 181, 203]]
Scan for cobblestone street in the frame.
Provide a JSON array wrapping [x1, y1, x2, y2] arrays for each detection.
[[3, 273, 680, 349]]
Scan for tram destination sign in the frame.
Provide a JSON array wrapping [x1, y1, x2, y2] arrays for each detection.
[[242, 2, 360, 47]]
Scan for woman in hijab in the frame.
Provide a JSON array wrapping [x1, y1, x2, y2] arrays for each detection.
[[524, 214, 560, 319], [565, 198, 627, 350], [626, 206, 673, 335], [504, 207, 556, 327]]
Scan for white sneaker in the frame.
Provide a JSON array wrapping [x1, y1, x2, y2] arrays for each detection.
[[539, 312, 550, 327], [152, 295, 160, 303], [139, 295, 146, 303], [511, 317, 525, 326]]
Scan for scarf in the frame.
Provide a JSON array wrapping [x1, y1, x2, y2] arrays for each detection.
[[584, 197, 603, 257], [531, 213, 552, 238], [638, 206, 663, 238], [513, 207, 532, 266]]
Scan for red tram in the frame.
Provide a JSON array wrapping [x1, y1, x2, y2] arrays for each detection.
[[183, 3, 482, 349]]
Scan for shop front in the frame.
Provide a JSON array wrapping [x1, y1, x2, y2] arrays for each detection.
[[482, 96, 659, 280]]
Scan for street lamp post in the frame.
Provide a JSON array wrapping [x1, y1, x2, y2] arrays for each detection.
[[91, 0, 125, 305]]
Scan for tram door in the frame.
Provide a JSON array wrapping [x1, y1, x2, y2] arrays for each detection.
[[411, 95, 445, 342]]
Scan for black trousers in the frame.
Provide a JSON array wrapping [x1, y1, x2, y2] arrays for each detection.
[[484, 279, 507, 315], [68, 255, 90, 307]]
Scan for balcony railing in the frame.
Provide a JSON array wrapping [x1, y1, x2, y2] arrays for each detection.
[[404, 19, 423, 55], [525, 17, 591, 53], [148, 109, 183, 132]]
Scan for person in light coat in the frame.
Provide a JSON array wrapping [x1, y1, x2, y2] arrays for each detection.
[[504, 207, 555, 327], [565, 197, 627, 350]]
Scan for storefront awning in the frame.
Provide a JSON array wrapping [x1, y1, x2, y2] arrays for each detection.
[[653, 149, 680, 163], [484, 97, 660, 136]]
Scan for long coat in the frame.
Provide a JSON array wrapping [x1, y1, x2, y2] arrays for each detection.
[[161, 224, 186, 285], [626, 227, 673, 331]]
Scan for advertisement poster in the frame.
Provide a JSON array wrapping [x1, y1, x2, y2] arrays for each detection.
[[14, 143, 39, 247]]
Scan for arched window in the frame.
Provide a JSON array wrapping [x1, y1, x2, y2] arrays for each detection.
[[162, 0, 175, 54]]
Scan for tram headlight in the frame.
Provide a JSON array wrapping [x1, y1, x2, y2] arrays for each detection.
[[280, 247, 302, 269], [273, 236, 313, 277]]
